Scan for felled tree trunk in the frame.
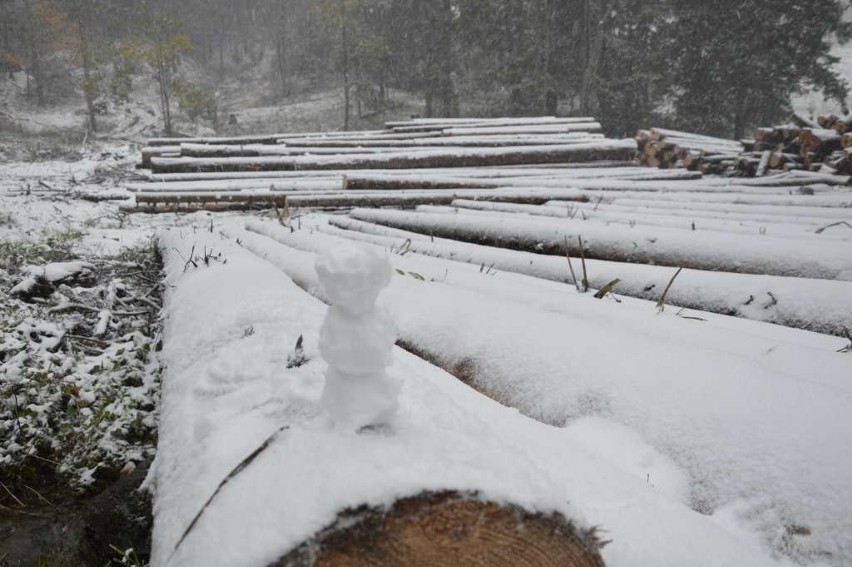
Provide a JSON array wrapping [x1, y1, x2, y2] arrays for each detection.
[[122, 189, 591, 214], [149, 140, 638, 173], [274, 491, 606, 567]]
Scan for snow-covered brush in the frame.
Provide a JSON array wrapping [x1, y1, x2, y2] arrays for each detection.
[[175, 244, 226, 271], [0, 246, 162, 492], [9, 261, 95, 301]]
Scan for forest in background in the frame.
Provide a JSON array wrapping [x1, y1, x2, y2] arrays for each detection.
[[1, 0, 850, 139]]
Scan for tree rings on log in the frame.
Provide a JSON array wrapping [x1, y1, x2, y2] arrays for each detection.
[[273, 491, 606, 567]]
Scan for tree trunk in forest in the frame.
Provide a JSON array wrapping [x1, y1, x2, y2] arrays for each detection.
[[157, 57, 172, 135], [580, 0, 592, 114], [276, 36, 288, 97], [29, 47, 44, 106], [732, 92, 746, 141], [341, 0, 350, 131], [438, 0, 457, 118], [79, 24, 97, 134], [540, 0, 552, 115]]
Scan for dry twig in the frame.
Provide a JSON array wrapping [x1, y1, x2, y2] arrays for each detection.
[[656, 268, 684, 314], [168, 425, 290, 561], [578, 236, 589, 292], [594, 279, 621, 299]]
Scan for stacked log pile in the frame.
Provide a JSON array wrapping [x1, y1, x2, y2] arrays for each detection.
[[639, 112, 852, 180], [141, 118, 634, 175], [751, 114, 843, 174], [125, 114, 852, 214], [125, 116, 655, 213], [636, 128, 744, 173]]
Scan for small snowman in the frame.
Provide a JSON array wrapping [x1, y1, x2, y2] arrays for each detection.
[[315, 245, 399, 429]]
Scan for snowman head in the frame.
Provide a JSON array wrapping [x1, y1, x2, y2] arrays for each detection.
[[315, 245, 393, 316]]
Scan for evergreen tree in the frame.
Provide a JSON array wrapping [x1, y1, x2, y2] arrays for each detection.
[[667, 0, 850, 138]]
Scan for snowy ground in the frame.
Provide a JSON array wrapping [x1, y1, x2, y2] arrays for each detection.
[[0, 153, 169, 490], [0, 152, 236, 563]]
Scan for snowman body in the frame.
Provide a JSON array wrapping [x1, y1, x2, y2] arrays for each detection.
[[316, 246, 399, 429]]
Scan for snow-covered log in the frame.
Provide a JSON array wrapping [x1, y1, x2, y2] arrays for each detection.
[[342, 168, 701, 190], [141, 146, 180, 168], [345, 208, 852, 280], [274, 134, 606, 148], [384, 116, 597, 130], [441, 122, 602, 136], [552, 198, 852, 222], [442, 201, 846, 241], [148, 140, 639, 173], [123, 188, 593, 213], [177, 143, 473, 158], [143, 161, 639, 183], [147, 134, 284, 147], [126, 178, 342, 193], [576, 190, 852, 208], [649, 128, 744, 149]]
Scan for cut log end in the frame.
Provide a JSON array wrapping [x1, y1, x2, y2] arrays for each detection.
[[273, 491, 607, 567]]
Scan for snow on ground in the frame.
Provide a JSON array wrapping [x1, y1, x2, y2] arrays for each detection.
[[0, 153, 233, 491], [152, 228, 795, 567]]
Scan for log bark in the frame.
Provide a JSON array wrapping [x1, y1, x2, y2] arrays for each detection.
[[273, 491, 605, 567]]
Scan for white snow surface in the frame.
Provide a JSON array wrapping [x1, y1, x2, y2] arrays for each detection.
[[151, 228, 794, 567], [226, 218, 852, 565]]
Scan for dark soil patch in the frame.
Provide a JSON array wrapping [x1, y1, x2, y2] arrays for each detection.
[[0, 459, 152, 566]]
